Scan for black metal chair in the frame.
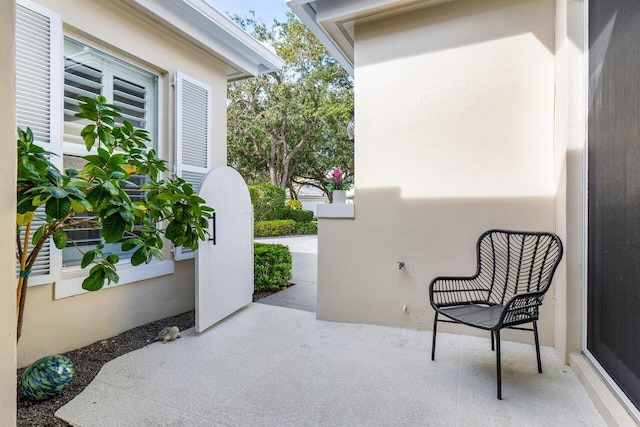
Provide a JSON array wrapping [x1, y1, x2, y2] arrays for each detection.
[[429, 229, 563, 399]]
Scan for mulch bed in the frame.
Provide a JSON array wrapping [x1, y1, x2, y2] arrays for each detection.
[[16, 286, 291, 426]]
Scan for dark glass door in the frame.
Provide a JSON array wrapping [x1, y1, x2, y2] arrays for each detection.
[[588, 0, 640, 411]]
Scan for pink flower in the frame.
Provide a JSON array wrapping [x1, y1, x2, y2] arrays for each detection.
[[331, 169, 341, 180]]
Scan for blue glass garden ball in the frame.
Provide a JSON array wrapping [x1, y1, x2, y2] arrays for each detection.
[[21, 355, 74, 401]]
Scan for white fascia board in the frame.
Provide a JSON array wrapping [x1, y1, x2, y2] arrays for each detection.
[[288, 0, 454, 78], [121, 0, 284, 79], [286, 0, 354, 76]]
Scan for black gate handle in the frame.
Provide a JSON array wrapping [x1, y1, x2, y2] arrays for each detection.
[[208, 212, 216, 245]]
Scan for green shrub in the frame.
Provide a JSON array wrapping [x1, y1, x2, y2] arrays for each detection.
[[286, 199, 303, 210], [254, 219, 296, 237], [294, 220, 317, 235], [283, 208, 314, 223], [248, 183, 286, 221], [254, 243, 292, 292]]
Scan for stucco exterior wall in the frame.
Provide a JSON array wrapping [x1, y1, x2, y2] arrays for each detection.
[[318, 0, 558, 344], [554, 0, 586, 363], [1, 2, 17, 425], [18, 0, 228, 366]]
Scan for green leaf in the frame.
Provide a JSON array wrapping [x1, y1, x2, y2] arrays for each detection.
[[106, 254, 120, 264], [103, 264, 119, 284], [81, 251, 96, 269], [16, 211, 35, 226], [82, 267, 106, 291], [32, 225, 46, 246], [165, 220, 187, 241], [52, 230, 68, 249], [121, 238, 141, 252], [48, 187, 68, 198], [131, 247, 148, 266], [45, 197, 71, 219], [100, 213, 128, 243]]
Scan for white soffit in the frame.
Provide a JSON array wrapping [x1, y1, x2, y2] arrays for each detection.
[[287, 0, 456, 77], [119, 0, 284, 80]]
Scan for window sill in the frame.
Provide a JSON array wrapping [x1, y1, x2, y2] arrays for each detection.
[[54, 259, 175, 299], [316, 203, 355, 219]]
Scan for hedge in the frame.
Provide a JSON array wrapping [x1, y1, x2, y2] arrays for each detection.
[[254, 243, 292, 292], [294, 220, 317, 235], [248, 183, 286, 221], [286, 199, 302, 210], [254, 219, 296, 237], [283, 208, 314, 223]]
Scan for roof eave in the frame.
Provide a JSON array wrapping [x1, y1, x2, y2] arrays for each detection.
[[120, 0, 284, 80]]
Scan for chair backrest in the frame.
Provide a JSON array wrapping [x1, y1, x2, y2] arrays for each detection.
[[476, 230, 563, 305]]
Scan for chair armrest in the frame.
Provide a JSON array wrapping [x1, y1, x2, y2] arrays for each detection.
[[499, 291, 546, 326], [429, 276, 490, 308]]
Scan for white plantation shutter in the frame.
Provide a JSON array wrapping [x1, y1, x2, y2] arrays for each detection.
[[16, 0, 63, 285], [174, 72, 212, 260]]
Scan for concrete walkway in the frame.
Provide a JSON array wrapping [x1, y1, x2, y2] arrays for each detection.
[[255, 236, 318, 313], [57, 303, 605, 426]]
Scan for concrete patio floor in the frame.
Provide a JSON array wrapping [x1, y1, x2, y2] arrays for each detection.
[[56, 303, 604, 426]]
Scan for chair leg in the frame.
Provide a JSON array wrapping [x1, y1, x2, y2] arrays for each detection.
[[495, 330, 502, 400], [533, 321, 542, 374], [431, 312, 438, 361], [491, 330, 495, 351]]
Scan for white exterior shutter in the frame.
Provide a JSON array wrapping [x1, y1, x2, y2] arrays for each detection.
[[16, 0, 63, 285], [174, 72, 212, 260]]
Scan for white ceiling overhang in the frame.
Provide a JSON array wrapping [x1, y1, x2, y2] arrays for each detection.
[[119, 0, 284, 81], [287, 0, 456, 77]]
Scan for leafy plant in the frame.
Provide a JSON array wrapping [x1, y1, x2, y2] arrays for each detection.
[[283, 208, 313, 223], [254, 243, 292, 292], [254, 220, 296, 238], [248, 183, 286, 221], [16, 95, 213, 341], [294, 221, 317, 235], [286, 199, 302, 210], [324, 168, 352, 192]]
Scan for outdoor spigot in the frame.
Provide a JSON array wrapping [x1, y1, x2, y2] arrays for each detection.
[[397, 261, 405, 270]]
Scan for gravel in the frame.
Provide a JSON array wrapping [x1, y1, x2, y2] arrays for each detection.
[[16, 285, 290, 426], [16, 310, 195, 427]]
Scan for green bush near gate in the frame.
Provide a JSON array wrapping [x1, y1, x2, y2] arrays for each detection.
[[282, 208, 313, 223], [248, 183, 316, 236], [294, 220, 317, 235], [248, 183, 286, 221], [254, 219, 296, 237], [254, 243, 292, 292]]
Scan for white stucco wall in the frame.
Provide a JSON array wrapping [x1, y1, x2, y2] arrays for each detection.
[[17, 0, 229, 366], [554, 0, 586, 363], [1, 2, 17, 425], [318, 0, 558, 345]]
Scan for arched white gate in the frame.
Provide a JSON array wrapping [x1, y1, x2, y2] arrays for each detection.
[[195, 166, 253, 333]]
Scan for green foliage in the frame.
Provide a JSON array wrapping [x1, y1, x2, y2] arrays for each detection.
[[227, 13, 353, 193], [16, 96, 213, 293], [286, 199, 302, 210], [248, 183, 286, 221], [254, 220, 296, 238], [254, 243, 292, 292], [294, 220, 318, 235], [283, 208, 313, 223]]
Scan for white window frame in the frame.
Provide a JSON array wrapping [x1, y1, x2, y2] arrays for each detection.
[[55, 36, 175, 298]]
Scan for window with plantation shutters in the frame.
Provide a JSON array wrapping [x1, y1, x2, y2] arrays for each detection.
[[174, 72, 212, 260], [61, 37, 158, 267], [15, 0, 63, 286]]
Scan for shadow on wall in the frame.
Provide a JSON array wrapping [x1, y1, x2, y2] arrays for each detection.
[[317, 186, 558, 346], [356, 0, 555, 68]]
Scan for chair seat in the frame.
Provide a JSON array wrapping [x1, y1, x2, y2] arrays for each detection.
[[438, 304, 504, 330]]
